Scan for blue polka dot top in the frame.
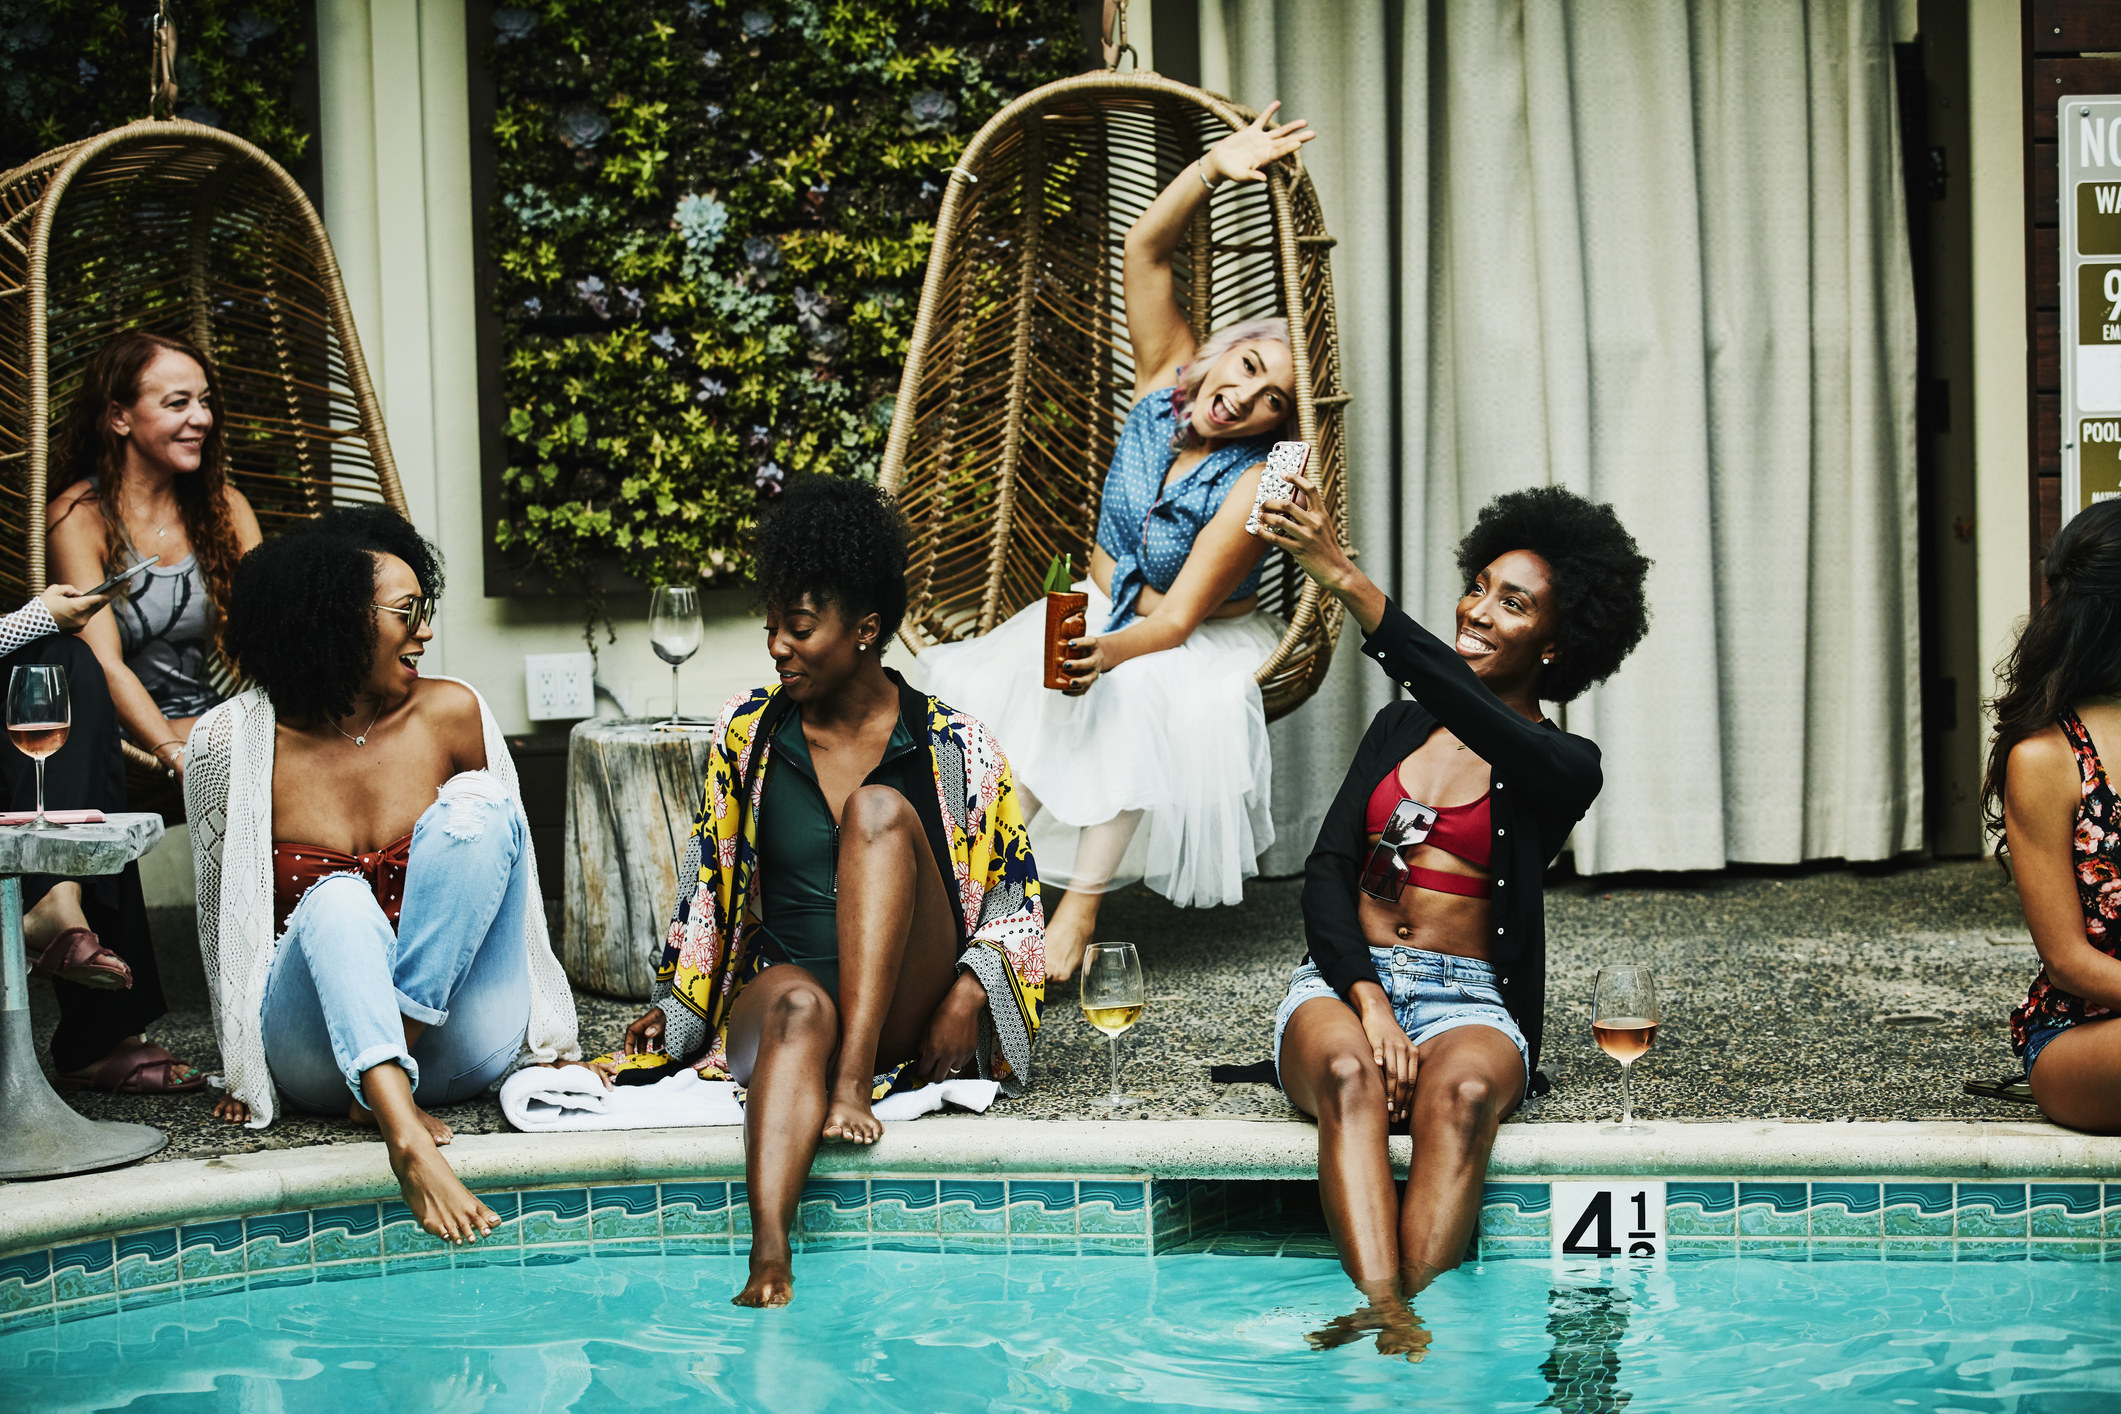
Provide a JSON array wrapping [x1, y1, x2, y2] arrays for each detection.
[[1093, 385, 1276, 632]]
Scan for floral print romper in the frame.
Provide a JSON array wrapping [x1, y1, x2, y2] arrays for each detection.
[[2009, 711, 2121, 1060]]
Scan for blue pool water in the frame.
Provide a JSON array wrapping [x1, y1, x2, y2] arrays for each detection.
[[2, 1250, 2117, 1411]]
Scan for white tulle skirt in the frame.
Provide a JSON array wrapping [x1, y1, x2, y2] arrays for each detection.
[[907, 582, 1279, 908]]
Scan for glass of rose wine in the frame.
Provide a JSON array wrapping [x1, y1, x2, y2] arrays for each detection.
[[1591, 964, 1659, 1135], [7, 664, 69, 829], [1081, 941, 1145, 1108]]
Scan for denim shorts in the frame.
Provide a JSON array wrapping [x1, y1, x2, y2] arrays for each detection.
[[1271, 945, 1529, 1089], [2022, 1017, 2075, 1076]]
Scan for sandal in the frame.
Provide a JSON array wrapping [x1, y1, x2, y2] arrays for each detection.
[[1962, 1073, 2037, 1105], [56, 1041, 206, 1094], [29, 927, 132, 990]]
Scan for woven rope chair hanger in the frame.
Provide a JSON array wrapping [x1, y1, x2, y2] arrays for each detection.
[[0, 118, 407, 777], [877, 65, 1352, 722]]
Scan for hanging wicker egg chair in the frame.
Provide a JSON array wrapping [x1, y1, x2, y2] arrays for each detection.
[[878, 71, 1351, 721], [0, 117, 407, 772]]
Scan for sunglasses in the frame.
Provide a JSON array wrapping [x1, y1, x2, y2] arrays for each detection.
[[1359, 797, 1440, 902], [375, 594, 437, 634]]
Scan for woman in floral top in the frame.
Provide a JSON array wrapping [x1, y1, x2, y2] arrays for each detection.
[[596, 478, 1045, 1307], [1988, 499, 2121, 1130]]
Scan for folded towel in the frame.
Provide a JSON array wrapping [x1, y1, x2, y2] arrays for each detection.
[[871, 1078, 1000, 1120], [500, 1064, 744, 1132]]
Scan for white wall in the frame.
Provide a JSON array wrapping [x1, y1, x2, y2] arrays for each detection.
[[314, 0, 772, 734], [1967, 0, 2030, 781]]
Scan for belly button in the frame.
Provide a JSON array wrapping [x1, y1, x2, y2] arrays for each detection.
[[1395, 925, 1411, 939]]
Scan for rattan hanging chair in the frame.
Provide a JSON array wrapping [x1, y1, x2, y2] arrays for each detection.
[[0, 117, 407, 773], [878, 71, 1350, 721]]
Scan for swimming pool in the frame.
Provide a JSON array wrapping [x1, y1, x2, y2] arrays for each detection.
[[1, 1244, 2115, 1410]]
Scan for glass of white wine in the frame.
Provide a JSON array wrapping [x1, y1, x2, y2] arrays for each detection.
[[1591, 964, 1660, 1135], [649, 585, 703, 728], [1081, 941, 1145, 1108]]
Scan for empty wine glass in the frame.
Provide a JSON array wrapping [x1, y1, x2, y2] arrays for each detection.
[[1591, 965, 1660, 1135], [649, 585, 703, 727], [1081, 941, 1146, 1107], [7, 665, 70, 829]]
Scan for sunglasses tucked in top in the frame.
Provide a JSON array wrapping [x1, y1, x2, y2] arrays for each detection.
[[1358, 766, 1494, 902]]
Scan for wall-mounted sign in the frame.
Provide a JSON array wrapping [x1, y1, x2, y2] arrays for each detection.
[[1550, 1181, 1665, 1261], [2060, 99, 2121, 510]]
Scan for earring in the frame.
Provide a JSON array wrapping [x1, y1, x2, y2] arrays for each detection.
[[1541, 656, 1552, 665], [858, 642, 867, 652]]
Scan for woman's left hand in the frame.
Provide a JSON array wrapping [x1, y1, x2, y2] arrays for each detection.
[[1060, 634, 1109, 696], [1257, 471, 1352, 585], [916, 972, 987, 1083]]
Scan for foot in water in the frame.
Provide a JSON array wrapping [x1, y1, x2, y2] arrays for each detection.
[[389, 1142, 498, 1244], [1307, 1294, 1432, 1362], [821, 1081, 882, 1144], [350, 1094, 453, 1145], [733, 1252, 796, 1308]]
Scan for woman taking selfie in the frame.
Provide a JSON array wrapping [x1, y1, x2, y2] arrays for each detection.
[[913, 104, 1317, 981], [192, 506, 578, 1242], [49, 329, 263, 779], [1259, 477, 1650, 1350], [1989, 500, 2121, 1133], [603, 476, 1045, 1309]]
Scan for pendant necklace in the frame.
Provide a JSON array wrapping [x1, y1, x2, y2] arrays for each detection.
[[334, 702, 385, 748]]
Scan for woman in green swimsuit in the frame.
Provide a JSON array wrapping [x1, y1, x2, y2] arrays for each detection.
[[601, 477, 1046, 1308]]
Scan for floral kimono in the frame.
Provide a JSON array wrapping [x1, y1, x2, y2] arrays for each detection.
[[642, 676, 1046, 1094]]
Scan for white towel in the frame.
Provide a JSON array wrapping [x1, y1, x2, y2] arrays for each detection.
[[500, 1064, 743, 1132], [499, 1066, 1000, 1132]]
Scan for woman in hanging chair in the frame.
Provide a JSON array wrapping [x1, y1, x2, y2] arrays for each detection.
[[48, 329, 264, 780], [912, 102, 1317, 980]]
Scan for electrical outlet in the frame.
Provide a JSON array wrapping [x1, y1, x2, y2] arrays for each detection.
[[525, 652, 596, 720]]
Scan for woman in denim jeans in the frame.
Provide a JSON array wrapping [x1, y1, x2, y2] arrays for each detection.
[[1258, 480, 1650, 1355], [191, 507, 577, 1243]]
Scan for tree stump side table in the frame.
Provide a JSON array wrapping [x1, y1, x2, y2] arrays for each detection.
[[0, 812, 167, 1179], [561, 719, 715, 1000]]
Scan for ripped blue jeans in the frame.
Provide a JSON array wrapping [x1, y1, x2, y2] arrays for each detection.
[[262, 772, 531, 1113]]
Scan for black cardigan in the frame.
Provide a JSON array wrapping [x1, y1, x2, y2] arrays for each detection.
[[1301, 600, 1603, 1077]]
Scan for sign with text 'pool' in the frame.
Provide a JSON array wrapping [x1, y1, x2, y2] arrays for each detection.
[[1551, 1182, 1665, 1262], [2060, 99, 2121, 512]]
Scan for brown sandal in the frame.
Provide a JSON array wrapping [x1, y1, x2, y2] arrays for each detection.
[[29, 927, 132, 990], [56, 1041, 206, 1094]]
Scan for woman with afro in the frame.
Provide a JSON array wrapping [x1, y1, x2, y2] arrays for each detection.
[[1258, 477, 1651, 1352], [600, 476, 1045, 1308], [191, 506, 578, 1244]]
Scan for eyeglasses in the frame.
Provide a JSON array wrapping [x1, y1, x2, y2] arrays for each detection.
[[375, 595, 436, 634], [1358, 797, 1440, 902]]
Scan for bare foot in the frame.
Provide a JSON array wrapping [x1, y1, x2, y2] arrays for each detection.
[[1307, 1294, 1429, 1360], [733, 1253, 795, 1307], [389, 1142, 498, 1244], [1044, 912, 1094, 983], [821, 1082, 883, 1144], [21, 882, 87, 956], [351, 1094, 452, 1145]]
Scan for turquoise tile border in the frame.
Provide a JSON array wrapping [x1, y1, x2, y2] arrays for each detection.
[[7, 1170, 2120, 1326]]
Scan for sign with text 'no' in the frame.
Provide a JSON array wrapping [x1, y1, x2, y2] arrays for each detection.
[[2061, 99, 2121, 513]]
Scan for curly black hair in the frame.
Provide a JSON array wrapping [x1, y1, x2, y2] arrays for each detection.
[[753, 475, 909, 638], [1454, 486, 1651, 703], [224, 505, 444, 722]]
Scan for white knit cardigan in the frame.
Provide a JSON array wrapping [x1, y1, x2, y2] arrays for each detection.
[[187, 679, 581, 1128]]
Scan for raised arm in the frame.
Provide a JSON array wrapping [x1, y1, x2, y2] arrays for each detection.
[[1123, 103, 1315, 399]]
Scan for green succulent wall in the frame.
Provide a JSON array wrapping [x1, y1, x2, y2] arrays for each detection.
[[486, 0, 1081, 594], [0, 1, 311, 170]]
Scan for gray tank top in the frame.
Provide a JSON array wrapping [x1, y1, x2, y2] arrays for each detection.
[[113, 553, 222, 719]]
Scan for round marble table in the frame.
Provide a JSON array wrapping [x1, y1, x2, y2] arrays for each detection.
[[561, 718, 715, 1000], [0, 812, 168, 1178]]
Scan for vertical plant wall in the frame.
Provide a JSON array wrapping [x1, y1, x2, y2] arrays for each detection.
[[0, 1, 311, 170], [485, 0, 1080, 593]]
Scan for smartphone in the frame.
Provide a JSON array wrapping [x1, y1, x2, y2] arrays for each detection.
[[1246, 441, 1311, 537], [83, 556, 158, 598]]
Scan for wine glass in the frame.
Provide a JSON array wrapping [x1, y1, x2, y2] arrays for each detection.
[[649, 586, 703, 727], [7, 665, 70, 829], [1591, 965, 1660, 1135], [1081, 941, 1146, 1108]]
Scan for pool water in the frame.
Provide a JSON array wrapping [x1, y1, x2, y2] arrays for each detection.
[[3, 1250, 2117, 1411]]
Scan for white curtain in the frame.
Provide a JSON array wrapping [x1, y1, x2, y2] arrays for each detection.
[[1219, 0, 1922, 876]]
